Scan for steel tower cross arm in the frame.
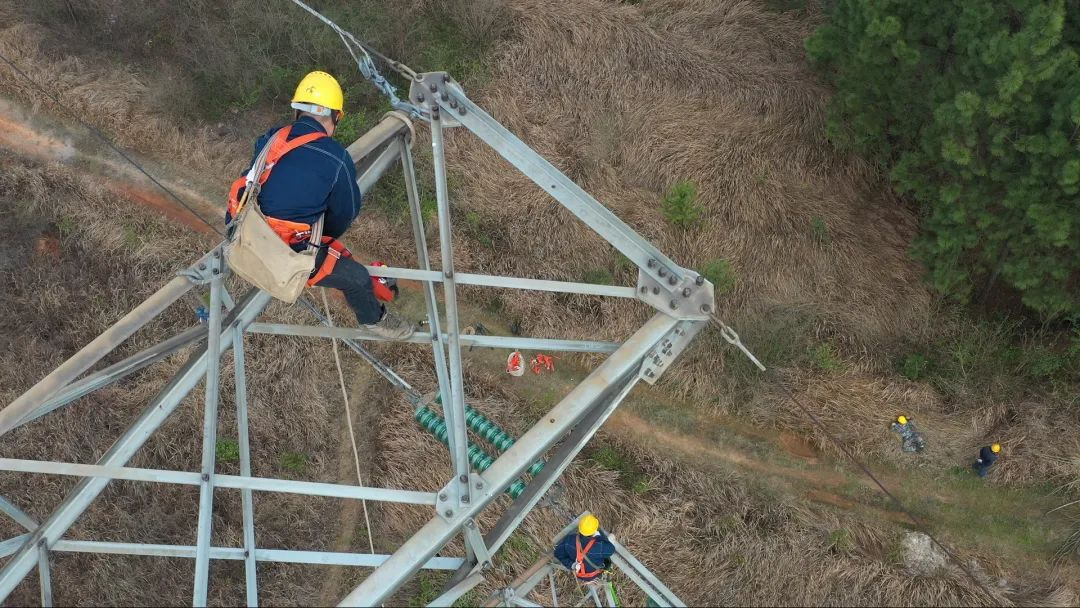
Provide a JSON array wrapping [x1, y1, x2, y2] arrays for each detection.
[[337, 312, 679, 606]]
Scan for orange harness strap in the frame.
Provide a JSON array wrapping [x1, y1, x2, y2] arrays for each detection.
[[226, 126, 328, 245], [575, 536, 602, 580], [307, 237, 351, 287]]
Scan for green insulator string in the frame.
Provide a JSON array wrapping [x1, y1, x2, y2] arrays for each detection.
[[414, 405, 526, 498], [434, 394, 547, 477]]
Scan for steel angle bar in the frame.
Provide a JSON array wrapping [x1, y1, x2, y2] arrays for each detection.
[[0, 534, 31, 558], [338, 312, 679, 606], [46, 540, 464, 570], [0, 496, 38, 532], [37, 541, 52, 607], [0, 459, 437, 505], [16, 326, 208, 431], [607, 538, 684, 607], [193, 259, 225, 606], [0, 288, 272, 602], [430, 110, 473, 504], [401, 137, 455, 427], [359, 265, 638, 299], [428, 572, 484, 608], [245, 324, 619, 353], [232, 333, 259, 606], [0, 274, 194, 437]]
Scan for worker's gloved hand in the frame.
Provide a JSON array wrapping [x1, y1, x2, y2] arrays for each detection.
[[571, 562, 581, 574], [975, 458, 983, 464]]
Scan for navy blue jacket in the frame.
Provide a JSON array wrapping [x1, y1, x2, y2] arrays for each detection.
[[227, 115, 362, 240], [978, 446, 999, 466], [554, 532, 615, 579]]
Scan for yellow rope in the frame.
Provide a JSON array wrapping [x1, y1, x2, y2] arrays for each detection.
[[322, 288, 375, 555]]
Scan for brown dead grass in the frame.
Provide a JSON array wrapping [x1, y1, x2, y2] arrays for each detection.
[[0, 154, 360, 606]]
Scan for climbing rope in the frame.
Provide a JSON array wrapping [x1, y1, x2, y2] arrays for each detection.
[[322, 288, 376, 555], [707, 314, 999, 604]]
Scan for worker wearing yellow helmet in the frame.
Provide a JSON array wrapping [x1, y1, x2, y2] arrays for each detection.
[[553, 514, 615, 583], [889, 415, 925, 453], [226, 71, 412, 340], [972, 443, 1002, 478]]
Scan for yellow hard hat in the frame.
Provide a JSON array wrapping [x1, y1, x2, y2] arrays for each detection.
[[292, 71, 344, 115], [897, 415, 908, 425], [578, 514, 600, 537], [991, 443, 1001, 453]]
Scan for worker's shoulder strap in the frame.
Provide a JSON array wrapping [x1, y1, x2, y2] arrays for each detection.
[[266, 125, 327, 165]]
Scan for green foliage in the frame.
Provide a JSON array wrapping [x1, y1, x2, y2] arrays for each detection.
[[898, 351, 933, 381], [279, 451, 308, 475], [215, 439, 240, 464], [55, 215, 77, 238], [828, 528, 855, 555], [591, 445, 652, 493], [810, 216, 830, 245], [701, 259, 736, 294], [810, 342, 842, 371], [807, 0, 1080, 319], [409, 572, 443, 608], [661, 180, 702, 229], [583, 268, 614, 285]]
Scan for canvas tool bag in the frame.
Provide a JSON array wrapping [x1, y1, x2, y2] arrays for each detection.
[[224, 137, 324, 303]]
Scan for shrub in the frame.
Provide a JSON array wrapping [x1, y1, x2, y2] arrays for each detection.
[[215, 439, 240, 463], [662, 180, 702, 229], [810, 343, 842, 372], [279, 451, 308, 475], [807, 0, 1080, 319], [701, 259, 736, 294], [898, 352, 933, 381]]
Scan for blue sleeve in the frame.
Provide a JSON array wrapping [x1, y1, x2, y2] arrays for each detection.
[[322, 149, 363, 239], [553, 536, 576, 569], [594, 538, 616, 564]]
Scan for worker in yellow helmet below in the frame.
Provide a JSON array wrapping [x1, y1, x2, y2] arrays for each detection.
[[226, 71, 413, 340], [972, 443, 1002, 478], [889, 415, 926, 453], [553, 514, 615, 584]]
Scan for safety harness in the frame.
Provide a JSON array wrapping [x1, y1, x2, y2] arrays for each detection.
[[575, 536, 604, 581], [226, 125, 351, 288]]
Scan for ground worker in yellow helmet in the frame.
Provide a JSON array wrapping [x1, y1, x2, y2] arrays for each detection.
[[226, 71, 412, 339], [889, 415, 925, 453], [553, 514, 615, 583], [972, 443, 1002, 478]]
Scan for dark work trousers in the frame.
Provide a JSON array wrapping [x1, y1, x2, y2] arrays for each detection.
[[311, 248, 383, 325]]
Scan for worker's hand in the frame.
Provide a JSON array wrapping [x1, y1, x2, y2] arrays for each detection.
[[572, 562, 581, 574], [975, 458, 983, 464]]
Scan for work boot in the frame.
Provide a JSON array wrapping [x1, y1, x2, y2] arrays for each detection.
[[363, 310, 414, 340]]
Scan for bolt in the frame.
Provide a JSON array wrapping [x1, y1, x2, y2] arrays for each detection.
[[458, 107, 466, 116], [475, 482, 484, 489], [466, 520, 476, 528], [647, 259, 657, 269], [696, 275, 705, 286], [445, 509, 454, 517], [445, 270, 453, 279], [439, 493, 448, 501], [462, 496, 470, 503], [658, 267, 667, 277], [212, 269, 221, 275], [441, 92, 449, 102], [670, 300, 679, 310], [202, 473, 210, 482], [450, 100, 458, 109], [416, 93, 425, 103], [645, 370, 655, 378], [198, 263, 207, 271], [701, 303, 712, 313], [429, 83, 438, 93], [244, 550, 250, 558], [652, 287, 659, 295], [443, 74, 450, 83], [668, 275, 678, 286], [682, 287, 692, 297], [640, 286, 648, 294], [460, 474, 468, 483]]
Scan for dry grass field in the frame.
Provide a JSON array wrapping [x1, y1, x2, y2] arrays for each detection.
[[0, 0, 1077, 605]]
